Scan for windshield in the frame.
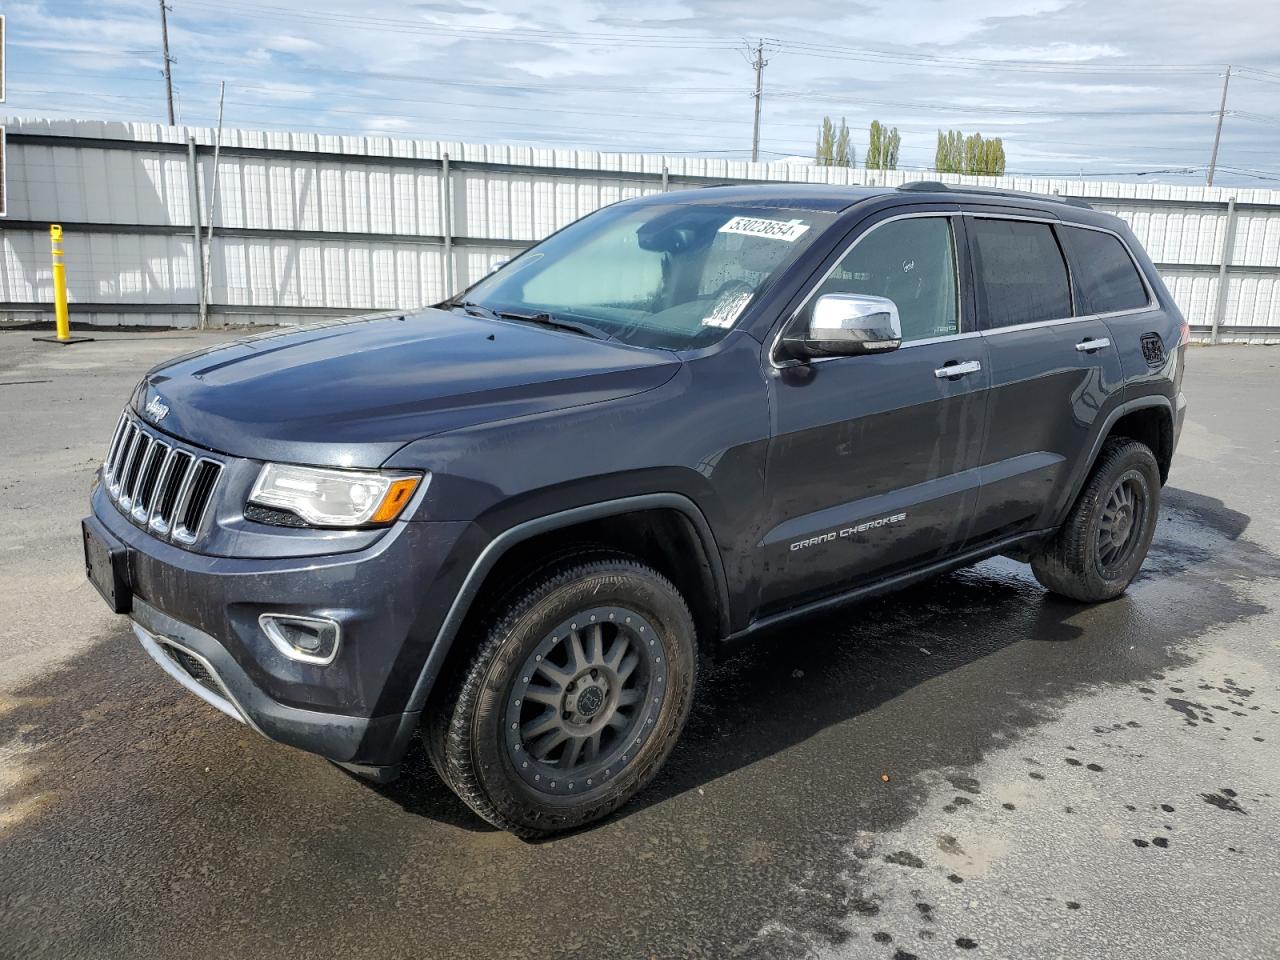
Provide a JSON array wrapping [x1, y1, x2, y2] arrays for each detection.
[[458, 201, 836, 350]]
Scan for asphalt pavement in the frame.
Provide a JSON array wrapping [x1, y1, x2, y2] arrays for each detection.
[[1, 331, 1278, 960]]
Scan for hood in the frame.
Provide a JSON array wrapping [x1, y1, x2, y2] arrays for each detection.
[[132, 309, 681, 467]]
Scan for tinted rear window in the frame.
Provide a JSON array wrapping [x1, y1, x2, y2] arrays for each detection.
[[1060, 225, 1149, 315], [970, 219, 1072, 328]]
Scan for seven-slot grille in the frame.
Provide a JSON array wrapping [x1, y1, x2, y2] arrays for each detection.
[[102, 412, 223, 545]]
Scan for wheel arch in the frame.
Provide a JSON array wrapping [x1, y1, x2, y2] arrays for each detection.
[[404, 493, 730, 716], [1055, 396, 1174, 527]]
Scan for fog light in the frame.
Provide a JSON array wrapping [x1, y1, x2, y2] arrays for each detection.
[[259, 614, 341, 666]]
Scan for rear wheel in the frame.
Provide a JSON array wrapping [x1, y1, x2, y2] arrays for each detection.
[[428, 554, 697, 837], [1031, 438, 1161, 602]]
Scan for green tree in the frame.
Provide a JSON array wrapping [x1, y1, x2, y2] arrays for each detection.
[[834, 117, 853, 167], [816, 116, 835, 166], [935, 129, 1005, 176], [816, 116, 854, 167], [867, 120, 901, 170]]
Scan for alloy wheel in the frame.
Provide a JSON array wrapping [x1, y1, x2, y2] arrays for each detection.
[[1097, 469, 1148, 574], [504, 605, 667, 797]]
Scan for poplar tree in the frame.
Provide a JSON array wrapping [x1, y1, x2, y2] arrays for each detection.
[[935, 129, 1005, 176], [868, 121, 901, 170]]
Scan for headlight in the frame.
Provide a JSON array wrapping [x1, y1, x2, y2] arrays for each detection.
[[248, 464, 424, 527]]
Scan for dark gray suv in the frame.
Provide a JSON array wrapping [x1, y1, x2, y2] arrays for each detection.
[[83, 182, 1187, 836]]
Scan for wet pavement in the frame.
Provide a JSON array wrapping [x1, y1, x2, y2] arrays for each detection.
[[1, 333, 1278, 959]]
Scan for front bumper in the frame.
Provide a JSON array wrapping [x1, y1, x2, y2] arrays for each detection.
[[88, 479, 469, 769]]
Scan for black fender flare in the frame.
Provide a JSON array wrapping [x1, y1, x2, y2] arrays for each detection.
[[1055, 394, 1174, 526], [403, 492, 730, 716]]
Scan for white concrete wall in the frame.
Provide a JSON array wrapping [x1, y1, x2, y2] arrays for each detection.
[[3, 117, 1279, 335]]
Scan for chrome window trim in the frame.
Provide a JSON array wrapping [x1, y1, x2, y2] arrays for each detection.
[[1051, 218, 1158, 317], [768, 206, 1160, 370], [769, 211, 965, 369], [980, 305, 1156, 338], [901, 330, 983, 349], [961, 211, 1157, 330]]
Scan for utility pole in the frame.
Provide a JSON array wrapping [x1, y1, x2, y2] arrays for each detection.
[[750, 39, 768, 163], [1207, 64, 1231, 187], [159, 0, 176, 125]]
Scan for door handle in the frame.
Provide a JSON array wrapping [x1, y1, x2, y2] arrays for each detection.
[[934, 360, 982, 379], [1076, 337, 1111, 353]]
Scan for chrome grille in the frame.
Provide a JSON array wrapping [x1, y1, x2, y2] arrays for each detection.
[[101, 412, 223, 545]]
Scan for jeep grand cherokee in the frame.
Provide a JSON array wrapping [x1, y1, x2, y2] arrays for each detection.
[[83, 182, 1187, 836]]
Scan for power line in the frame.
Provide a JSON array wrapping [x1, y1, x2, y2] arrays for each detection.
[[10, 82, 1270, 180], [182, 0, 745, 50], [770, 89, 1216, 119], [764, 39, 1224, 75], [1231, 111, 1280, 126]]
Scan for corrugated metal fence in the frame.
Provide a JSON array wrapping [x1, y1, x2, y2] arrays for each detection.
[[2, 117, 1279, 340]]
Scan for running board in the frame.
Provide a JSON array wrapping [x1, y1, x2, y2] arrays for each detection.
[[725, 529, 1051, 647]]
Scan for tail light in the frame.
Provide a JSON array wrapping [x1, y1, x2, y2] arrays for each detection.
[[1178, 320, 1191, 346]]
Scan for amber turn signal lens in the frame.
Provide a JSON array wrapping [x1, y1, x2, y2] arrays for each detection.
[[370, 476, 421, 523]]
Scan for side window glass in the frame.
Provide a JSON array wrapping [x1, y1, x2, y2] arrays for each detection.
[[812, 217, 959, 342], [970, 218, 1072, 328], [1059, 225, 1149, 315]]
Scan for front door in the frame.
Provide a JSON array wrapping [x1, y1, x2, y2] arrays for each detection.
[[759, 212, 988, 613]]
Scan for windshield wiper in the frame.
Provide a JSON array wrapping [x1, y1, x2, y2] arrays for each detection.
[[451, 299, 498, 319], [492, 309, 612, 341]]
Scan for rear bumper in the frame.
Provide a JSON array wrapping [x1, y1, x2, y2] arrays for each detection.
[[88, 478, 470, 769], [1173, 390, 1187, 453]]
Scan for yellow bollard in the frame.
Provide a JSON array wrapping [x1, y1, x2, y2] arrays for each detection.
[[33, 224, 93, 345], [51, 225, 70, 339]]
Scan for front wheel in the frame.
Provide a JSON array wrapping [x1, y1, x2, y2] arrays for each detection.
[[428, 555, 698, 837], [1031, 438, 1161, 602]]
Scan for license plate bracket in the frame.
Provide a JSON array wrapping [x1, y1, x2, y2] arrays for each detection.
[[82, 517, 133, 614]]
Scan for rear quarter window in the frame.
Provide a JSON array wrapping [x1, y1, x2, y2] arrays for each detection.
[[1059, 225, 1150, 315], [969, 218, 1072, 329]]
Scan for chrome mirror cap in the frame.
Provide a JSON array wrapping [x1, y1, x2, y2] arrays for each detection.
[[786, 293, 903, 359]]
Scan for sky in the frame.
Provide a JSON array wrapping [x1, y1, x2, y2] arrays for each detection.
[[3, 0, 1280, 185]]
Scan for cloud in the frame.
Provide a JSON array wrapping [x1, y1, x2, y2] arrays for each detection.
[[265, 35, 323, 55], [2, 0, 1277, 184]]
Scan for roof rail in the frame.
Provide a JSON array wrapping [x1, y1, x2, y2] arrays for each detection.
[[897, 180, 1093, 210]]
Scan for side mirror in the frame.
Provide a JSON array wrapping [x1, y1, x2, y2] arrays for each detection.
[[784, 294, 902, 359]]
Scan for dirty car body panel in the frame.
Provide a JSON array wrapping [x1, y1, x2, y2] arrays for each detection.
[[84, 183, 1186, 780]]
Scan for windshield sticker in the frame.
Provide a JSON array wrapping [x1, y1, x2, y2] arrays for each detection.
[[718, 216, 811, 242], [701, 290, 754, 328]]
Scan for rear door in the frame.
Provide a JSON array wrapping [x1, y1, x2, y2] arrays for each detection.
[[1058, 221, 1169, 389], [966, 213, 1125, 545], [759, 209, 989, 612]]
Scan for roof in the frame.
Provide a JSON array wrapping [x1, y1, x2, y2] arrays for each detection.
[[641, 183, 892, 213], [646, 180, 1098, 217]]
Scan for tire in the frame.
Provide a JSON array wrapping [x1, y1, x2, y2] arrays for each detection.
[[1031, 438, 1161, 602], [428, 554, 698, 837]]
